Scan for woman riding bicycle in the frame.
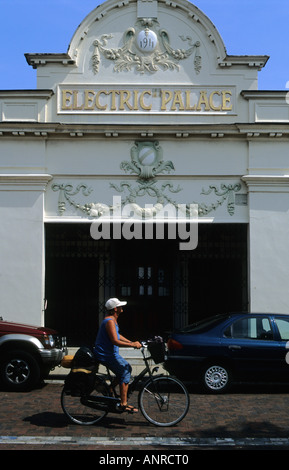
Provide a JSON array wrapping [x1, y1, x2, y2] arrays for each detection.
[[94, 298, 142, 413]]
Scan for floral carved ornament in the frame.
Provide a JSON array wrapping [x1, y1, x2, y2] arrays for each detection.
[[92, 18, 202, 74], [52, 142, 242, 219]]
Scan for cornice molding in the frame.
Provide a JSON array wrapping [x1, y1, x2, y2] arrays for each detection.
[[0, 90, 54, 99], [25, 54, 75, 69], [1, 122, 289, 140], [241, 90, 287, 100], [0, 174, 53, 191], [219, 55, 269, 70], [242, 175, 289, 192]]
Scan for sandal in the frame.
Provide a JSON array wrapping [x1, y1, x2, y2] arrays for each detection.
[[119, 404, 138, 414]]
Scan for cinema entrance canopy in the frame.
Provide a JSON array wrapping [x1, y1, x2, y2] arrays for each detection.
[[1, 0, 289, 345]]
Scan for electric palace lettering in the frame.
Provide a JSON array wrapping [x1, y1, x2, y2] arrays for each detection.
[[59, 86, 234, 114]]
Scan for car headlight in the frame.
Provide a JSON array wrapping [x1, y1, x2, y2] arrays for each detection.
[[43, 334, 55, 348]]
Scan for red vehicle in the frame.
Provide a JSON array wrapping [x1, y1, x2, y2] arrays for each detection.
[[0, 317, 67, 391]]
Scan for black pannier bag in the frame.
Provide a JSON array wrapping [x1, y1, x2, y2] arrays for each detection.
[[63, 347, 97, 397], [64, 370, 95, 397], [71, 346, 96, 369]]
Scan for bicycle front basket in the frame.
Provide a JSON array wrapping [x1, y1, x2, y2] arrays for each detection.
[[148, 341, 166, 364]]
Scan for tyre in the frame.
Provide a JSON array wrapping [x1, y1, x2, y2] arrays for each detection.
[[61, 375, 110, 425], [202, 363, 232, 393], [138, 375, 190, 427], [0, 350, 41, 391]]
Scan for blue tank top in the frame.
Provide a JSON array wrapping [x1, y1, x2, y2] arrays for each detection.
[[94, 317, 120, 360]]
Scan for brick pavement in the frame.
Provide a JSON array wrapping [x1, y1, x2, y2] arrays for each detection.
[[1, 380, 289, 450]]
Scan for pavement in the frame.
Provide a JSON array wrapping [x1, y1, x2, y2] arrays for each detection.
[[1, 376, 289, 454]]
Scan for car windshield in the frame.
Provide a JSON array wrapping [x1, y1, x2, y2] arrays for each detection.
[[178, 314, 229, 334]]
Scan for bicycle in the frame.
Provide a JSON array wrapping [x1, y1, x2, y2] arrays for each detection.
[[60, 339, 190, 427]]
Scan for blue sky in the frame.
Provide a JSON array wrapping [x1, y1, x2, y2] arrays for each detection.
[[1, 0, 289, 90]]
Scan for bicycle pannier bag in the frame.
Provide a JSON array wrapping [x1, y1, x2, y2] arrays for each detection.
[[71, 347, 96, 369], [64, 370, 95, 397]]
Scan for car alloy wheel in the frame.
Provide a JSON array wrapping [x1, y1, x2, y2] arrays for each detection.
[[5, 358, 30, 385], [1, 350, 41, 391], [203, 364, 230, 393]]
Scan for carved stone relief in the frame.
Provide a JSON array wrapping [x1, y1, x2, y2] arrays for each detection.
[[92, 18, 201, 74], [52, 141, 242, 219]]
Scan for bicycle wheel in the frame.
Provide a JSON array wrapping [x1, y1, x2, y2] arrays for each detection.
[[61, 375, 110, 425], [138, 375, 190, 427]]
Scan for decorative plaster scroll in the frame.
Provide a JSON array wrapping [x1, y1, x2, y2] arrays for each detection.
[[200, 183, 242, 216], [52, 184, 93, 216], [92, 19, 201, 74], [52, 181, 241, 218], [52, 141, 241, 218]]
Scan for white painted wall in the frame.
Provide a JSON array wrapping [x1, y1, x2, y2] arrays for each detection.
[[244, 176, 289, 313], [0, 175, 51, 324]]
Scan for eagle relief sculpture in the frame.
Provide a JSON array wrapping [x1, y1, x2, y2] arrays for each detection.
[[92, 18, 201, 74]]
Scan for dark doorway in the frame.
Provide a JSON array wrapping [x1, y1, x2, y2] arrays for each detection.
[[113, 238, 177, 340], [44, 223, 248, 345], [45, 256, 99, 346], [45, 224, 103, 347], [186, 224, 248, 324]]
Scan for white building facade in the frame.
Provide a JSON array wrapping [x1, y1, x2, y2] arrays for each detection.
[[0, 0, 289, 346]]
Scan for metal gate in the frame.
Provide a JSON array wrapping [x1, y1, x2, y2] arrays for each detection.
[[45, 223, 248, 346]]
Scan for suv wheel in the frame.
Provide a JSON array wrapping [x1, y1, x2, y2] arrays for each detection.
[[0, 350, 41, 391], [202, 363, 232, 394]]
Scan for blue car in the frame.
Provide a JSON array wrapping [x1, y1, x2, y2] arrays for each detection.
[[164, 313, 289, 393]]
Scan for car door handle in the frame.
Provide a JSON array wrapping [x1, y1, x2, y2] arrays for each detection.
[[228, 345, 241, 350]]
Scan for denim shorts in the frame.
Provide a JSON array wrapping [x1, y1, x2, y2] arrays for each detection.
[[103, 354, 132, 385]]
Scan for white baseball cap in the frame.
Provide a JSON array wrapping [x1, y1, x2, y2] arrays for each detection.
[[105, 297, 127, 310]]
